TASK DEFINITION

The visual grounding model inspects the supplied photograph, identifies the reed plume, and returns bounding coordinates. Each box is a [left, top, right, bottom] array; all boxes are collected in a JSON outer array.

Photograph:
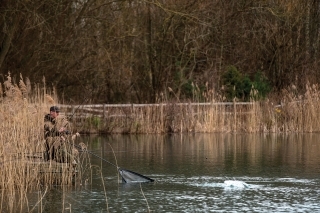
[[19, 73, 28, 98], [45, 94, 55, 104]]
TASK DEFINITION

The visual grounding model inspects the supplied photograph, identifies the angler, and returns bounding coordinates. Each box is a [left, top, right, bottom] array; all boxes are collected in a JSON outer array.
[[44, 105, 76, 163]]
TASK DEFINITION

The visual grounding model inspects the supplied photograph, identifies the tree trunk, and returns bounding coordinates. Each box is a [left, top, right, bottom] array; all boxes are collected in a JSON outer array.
[[0, 17, 17, 69]]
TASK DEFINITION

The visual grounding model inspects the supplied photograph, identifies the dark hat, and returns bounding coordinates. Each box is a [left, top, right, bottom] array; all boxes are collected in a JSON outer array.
[[50, 106, 60, 112]]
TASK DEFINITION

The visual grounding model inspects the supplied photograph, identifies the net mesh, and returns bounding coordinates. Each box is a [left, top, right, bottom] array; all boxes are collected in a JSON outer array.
[[119, 168, 154, 183]]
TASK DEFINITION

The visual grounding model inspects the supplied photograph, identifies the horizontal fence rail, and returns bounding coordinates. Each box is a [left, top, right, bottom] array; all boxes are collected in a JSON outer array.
[[56, 102, 264, 133], [52, 100, 319, 133], [59, 102, 255, 118]]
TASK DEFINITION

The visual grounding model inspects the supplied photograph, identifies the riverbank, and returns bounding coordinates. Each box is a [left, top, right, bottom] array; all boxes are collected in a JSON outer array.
[[62, 97, 320, 134]]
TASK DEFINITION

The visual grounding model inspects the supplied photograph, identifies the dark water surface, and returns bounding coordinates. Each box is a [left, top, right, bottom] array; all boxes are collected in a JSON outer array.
[[29, 134, 320, 212]]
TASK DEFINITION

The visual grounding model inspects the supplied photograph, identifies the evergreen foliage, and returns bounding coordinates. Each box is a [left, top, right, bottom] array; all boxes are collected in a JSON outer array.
[[221, 66, 271, 101]]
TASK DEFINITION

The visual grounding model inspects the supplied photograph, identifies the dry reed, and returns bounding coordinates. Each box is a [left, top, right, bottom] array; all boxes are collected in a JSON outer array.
[[140, 183, 151, 212], [0, 73, 88, 213], [71, 83, 320, 134]]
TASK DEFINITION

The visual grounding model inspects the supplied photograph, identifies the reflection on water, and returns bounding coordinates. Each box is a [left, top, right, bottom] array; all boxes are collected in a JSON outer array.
[[27, 133, 320, 212]]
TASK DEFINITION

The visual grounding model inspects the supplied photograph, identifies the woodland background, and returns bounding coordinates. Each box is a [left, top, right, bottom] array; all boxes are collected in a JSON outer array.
[[1, 0, 320, 104]]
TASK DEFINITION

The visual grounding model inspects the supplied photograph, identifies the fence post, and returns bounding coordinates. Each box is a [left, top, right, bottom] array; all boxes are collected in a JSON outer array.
[[103, 103, 106, 119]]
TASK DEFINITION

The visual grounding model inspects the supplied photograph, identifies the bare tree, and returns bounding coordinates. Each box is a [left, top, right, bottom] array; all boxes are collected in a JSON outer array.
[[1, 0, 320, 103]]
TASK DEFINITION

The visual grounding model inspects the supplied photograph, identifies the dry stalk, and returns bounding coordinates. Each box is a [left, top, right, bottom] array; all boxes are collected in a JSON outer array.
[[140, 183, 151, 212], [108, 143, 120, 183], [28, 186, 48, 213], [100, 168, 109, 213]]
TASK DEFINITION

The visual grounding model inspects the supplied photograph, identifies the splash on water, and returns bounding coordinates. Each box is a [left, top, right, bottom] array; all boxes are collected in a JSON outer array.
[[191, 180, 252, 189], [223, 180, 249, 188]]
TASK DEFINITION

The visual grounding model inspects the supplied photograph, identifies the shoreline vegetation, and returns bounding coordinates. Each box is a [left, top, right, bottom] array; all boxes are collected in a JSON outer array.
[[1, 75, 320, 212], [0, 75, 94, 213], [68, 85, 320, 134]]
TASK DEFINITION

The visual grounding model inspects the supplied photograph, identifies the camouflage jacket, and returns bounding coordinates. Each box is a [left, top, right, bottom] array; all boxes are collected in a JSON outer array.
[[44, 114, 70, 138]]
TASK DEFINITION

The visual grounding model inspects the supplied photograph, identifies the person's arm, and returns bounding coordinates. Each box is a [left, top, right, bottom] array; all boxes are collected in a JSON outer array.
[[56, 116, 71, 135], [44, 114, 61, 137]]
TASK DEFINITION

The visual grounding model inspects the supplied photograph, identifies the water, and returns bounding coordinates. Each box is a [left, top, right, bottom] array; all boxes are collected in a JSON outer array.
[[28, 134, 320, 212]]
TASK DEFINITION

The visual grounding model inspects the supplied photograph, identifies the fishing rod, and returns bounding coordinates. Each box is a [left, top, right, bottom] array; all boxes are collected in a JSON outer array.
[[73, 143, 117, 167]]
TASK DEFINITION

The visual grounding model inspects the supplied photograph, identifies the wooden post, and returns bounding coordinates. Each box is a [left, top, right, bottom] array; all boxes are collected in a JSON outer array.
[[103, 104, 106, 119]]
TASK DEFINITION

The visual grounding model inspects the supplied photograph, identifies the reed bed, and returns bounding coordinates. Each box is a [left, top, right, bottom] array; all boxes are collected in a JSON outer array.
[[68, 84, 320, 134], [0, 74, 90, 213]]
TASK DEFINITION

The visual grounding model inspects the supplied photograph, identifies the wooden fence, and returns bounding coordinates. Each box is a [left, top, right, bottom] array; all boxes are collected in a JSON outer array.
[[50, 99, 320, 134], [57, 102, 259, 132], [59, 102, 256, 119]]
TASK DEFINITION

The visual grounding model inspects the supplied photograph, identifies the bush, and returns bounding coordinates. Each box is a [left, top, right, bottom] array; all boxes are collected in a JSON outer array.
[[221, 66, 271, 101], [252, 71, 271, 100]]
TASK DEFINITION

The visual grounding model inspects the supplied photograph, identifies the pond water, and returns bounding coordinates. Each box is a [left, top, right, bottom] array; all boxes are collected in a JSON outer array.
[[28, 133, 320, 212]]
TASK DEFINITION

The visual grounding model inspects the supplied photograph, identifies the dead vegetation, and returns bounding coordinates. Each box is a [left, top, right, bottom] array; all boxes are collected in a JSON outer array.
[[0, 73, 90, 213]]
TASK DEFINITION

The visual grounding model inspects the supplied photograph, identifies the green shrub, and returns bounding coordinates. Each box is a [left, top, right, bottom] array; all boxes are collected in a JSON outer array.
[[87, 116, 101, 129], [252, 71, 271, 100], [221, 66, 271, 101]]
